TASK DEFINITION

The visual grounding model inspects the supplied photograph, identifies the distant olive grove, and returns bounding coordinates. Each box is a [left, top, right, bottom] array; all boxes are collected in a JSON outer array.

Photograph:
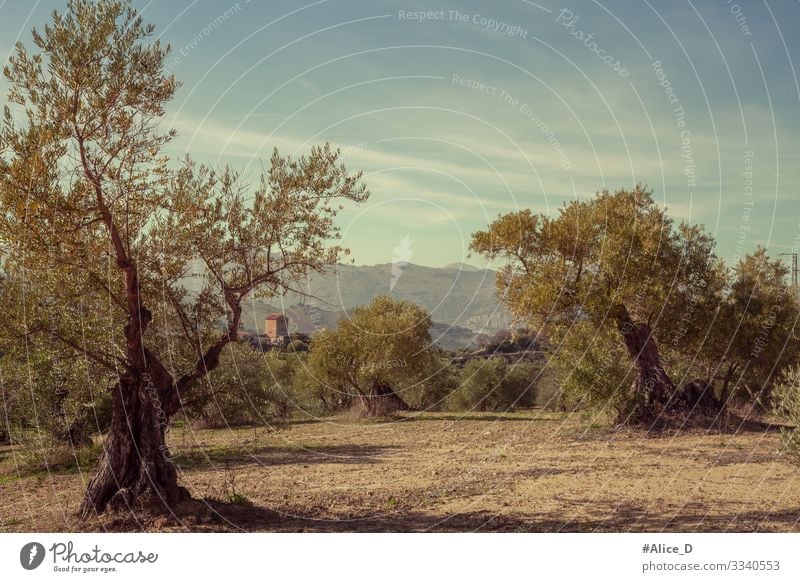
[[5, 276, 800, 460], [0, 294, 542, 438]]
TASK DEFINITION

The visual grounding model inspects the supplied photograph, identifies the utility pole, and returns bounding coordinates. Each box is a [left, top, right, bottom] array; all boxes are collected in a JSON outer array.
[[780, 253, 798, 288]]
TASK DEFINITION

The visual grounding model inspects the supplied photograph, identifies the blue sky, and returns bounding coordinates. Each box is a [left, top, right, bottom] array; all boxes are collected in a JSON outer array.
[[2, 0, 799, 268]]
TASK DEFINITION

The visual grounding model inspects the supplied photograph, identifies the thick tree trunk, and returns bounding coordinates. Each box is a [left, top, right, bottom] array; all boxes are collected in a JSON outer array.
[[356, 381, 410, 416], [78, 351, 186, 519], [613, 304, 680, 423], [76, 130, 237, 519]]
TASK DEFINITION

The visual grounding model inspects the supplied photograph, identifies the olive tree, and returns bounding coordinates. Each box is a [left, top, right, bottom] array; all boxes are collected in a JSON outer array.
[[307, 295, 437, 416], [0, 0, 368, 516], [718, 249, 800, 406], [471, 186, 725, 424]]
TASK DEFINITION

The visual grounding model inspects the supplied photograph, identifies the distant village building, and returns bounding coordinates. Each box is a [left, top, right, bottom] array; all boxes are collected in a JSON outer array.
[[265, 314, 289, 342], [236, 314, 312, 352]]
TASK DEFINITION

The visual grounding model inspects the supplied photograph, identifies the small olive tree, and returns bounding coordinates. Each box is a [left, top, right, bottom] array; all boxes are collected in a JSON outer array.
[[307, 296, 437, 416]]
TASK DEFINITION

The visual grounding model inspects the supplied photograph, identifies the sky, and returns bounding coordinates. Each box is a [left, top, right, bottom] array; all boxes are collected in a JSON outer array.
[[1, 0, 799, 269]]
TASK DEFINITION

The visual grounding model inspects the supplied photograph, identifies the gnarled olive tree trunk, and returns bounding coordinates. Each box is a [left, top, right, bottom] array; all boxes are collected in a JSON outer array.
[[612, 304, 727, 424], [613, 304, 682, 423], [78, 308, 238, 519], [78, 350, 185, 518]]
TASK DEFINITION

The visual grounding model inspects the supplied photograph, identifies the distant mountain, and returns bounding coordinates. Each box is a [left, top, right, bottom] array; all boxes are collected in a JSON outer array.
[[239, 262, 512, 349], [442, 262, 481, 272]]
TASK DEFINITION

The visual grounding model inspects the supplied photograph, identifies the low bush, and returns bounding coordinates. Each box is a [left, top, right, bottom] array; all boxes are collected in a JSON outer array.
[[186, 343, 299, 428], [772, 365, 800, 463], [446, 358, 538, 412], [553, 322, 635, 419]]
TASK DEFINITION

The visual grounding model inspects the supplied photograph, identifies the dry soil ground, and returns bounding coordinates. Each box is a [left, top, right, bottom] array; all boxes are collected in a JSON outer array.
[[1, 411, 799, 532]]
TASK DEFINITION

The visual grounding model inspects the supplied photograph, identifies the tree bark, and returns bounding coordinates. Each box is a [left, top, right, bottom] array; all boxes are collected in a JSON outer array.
[[356, 381, 410, 416], [78, 350, 186, 519], [612, 304, 680, 423]]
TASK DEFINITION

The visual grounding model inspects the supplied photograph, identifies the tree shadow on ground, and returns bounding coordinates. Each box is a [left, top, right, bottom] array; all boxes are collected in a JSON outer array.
[[725, 415, 789, 433], [394, 413, 564, 423], [148, 497, 799, 533], [172, 443, 396, 471], [550, 499, 800, 533], [614, 413, 790, 437]]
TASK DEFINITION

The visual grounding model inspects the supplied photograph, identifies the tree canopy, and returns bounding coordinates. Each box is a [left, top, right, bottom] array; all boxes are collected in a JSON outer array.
[[307, 295, 438, 415]]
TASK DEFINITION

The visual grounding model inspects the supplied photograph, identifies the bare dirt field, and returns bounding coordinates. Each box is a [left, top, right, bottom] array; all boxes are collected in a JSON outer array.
[[1, 411, 799, 532]]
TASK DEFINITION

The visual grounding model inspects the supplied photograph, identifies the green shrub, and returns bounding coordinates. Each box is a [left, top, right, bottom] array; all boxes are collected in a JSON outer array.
[[187, 343, 297, 428], [13, 436, 103, 476], [772, 365, 800, 463], [553, 322, 635, 419], [446, 358, 537, 412]]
